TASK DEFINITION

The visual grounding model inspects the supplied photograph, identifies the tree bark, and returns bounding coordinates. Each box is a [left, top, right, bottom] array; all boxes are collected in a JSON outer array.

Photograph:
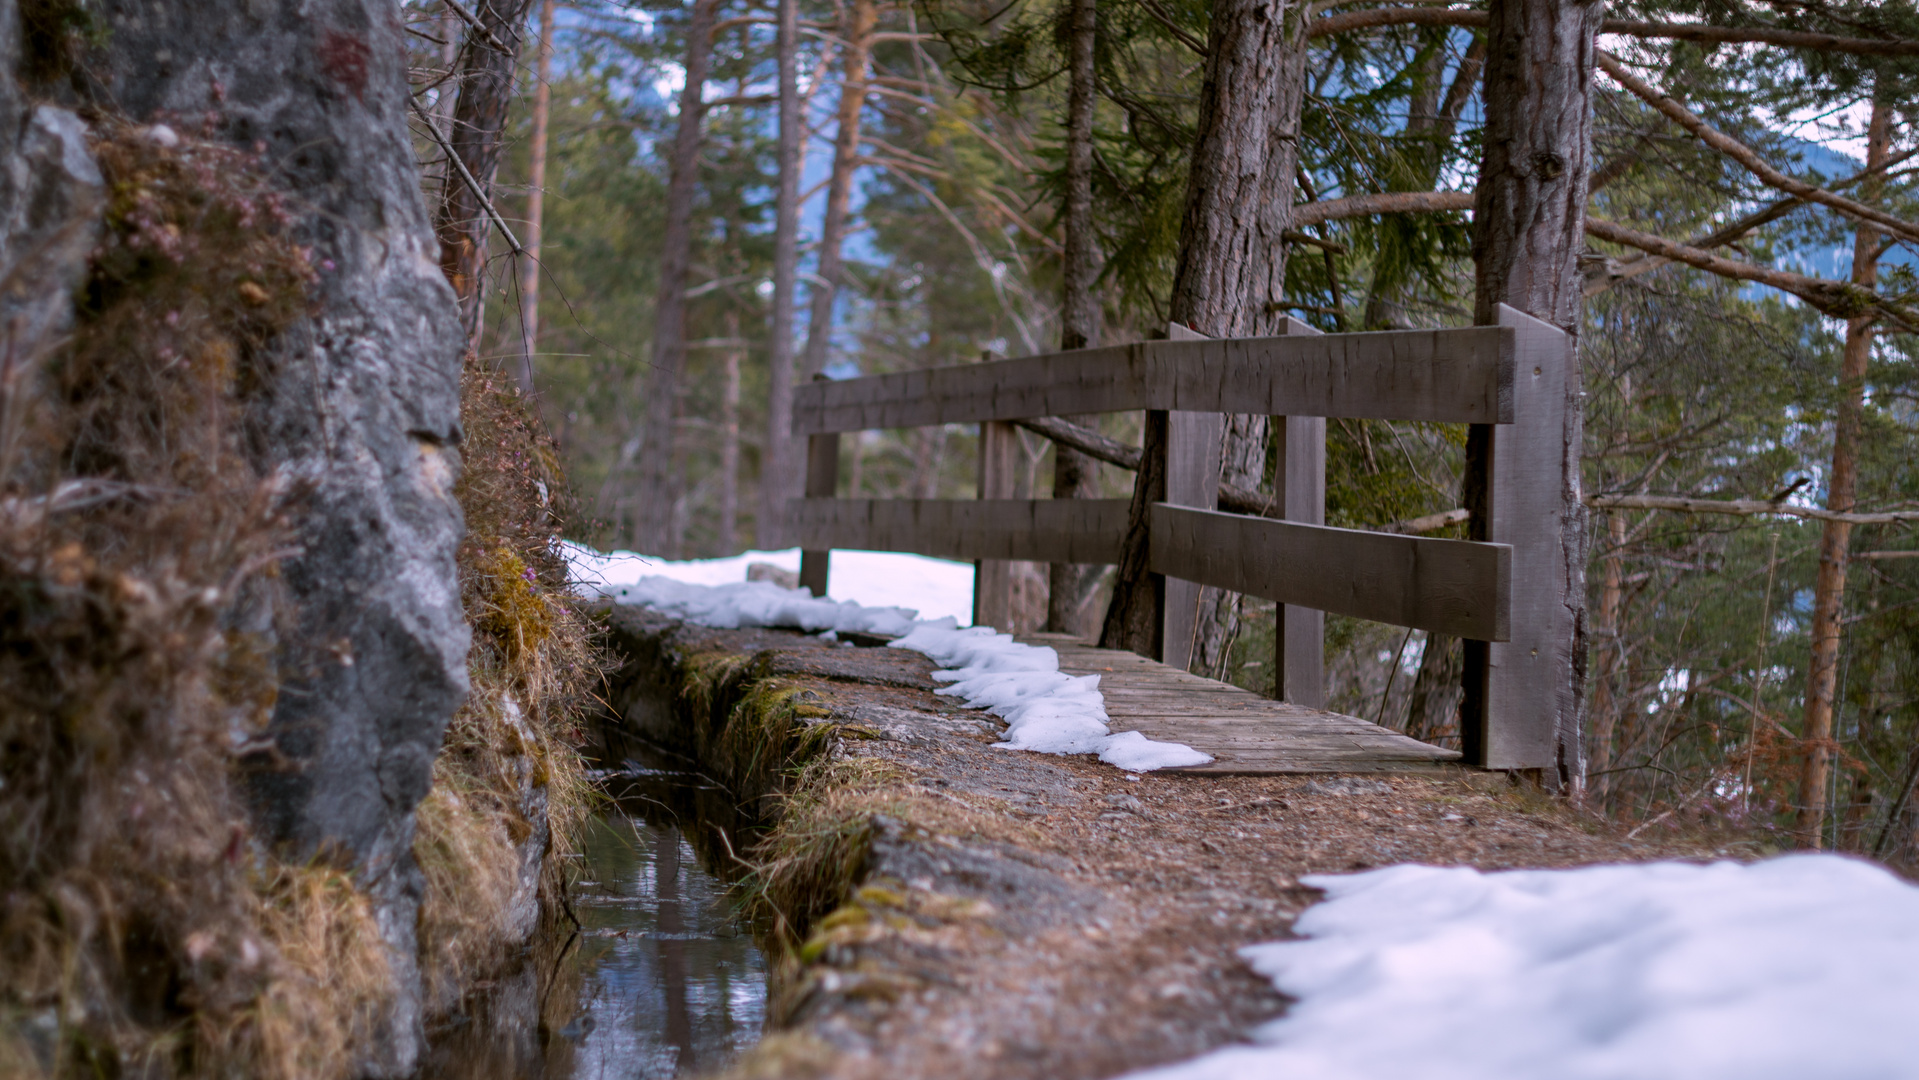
[[1045, 0, 1101, 635], [1102, 0, 1308, 661], [638, 0, 719, 555], [1799, 95, 1892, 848], [761, 0, 802, 548], [1464, 0, 1601, 791], [435, 0, 537, 346], [514, 0, 556, 396], [720, 311, 742, 554]]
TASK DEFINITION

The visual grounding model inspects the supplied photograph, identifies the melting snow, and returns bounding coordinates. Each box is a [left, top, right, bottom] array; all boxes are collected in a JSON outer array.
[[560, 542, 974, 624], [893, 623, 1212, 771], [566, 543, 1210, 772], [1127, 854, 1919, 1080]]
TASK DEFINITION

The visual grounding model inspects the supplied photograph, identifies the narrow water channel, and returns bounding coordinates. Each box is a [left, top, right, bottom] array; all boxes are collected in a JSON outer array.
[[422, 761, 768, 1078]]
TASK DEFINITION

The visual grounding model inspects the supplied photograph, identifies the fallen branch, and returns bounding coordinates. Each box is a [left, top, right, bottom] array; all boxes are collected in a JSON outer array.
[[1596, 52, 1919, 247], [1307, 8, 1919, 58], [1012, 415, 1141, 471], [1013, 416, 1469, 533], [1588, 493, 1919, 526]]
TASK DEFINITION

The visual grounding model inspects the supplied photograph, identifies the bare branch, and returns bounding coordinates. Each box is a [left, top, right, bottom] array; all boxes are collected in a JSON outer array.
[[1584, 216, 1918, 329], [1292, 189, 1474, 227], [1596, 52, 1919, 246], [441, 0, 510, 53], [1588, 493, 1919, 525], [1308, 7, 1919, 57]]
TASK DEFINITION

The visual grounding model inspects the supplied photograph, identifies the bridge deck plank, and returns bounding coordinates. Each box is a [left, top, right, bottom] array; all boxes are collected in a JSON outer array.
[[1026, 634, 1461, 775]]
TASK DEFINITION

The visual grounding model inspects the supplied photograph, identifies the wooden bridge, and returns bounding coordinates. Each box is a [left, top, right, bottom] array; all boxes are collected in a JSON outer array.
[[786, 306, 1577, 774]]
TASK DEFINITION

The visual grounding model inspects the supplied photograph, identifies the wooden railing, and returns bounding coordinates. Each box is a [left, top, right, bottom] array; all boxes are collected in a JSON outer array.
[[788, 305, 1573, 770]]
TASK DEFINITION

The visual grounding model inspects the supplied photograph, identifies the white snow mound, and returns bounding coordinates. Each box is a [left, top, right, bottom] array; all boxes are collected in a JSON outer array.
[[573, 550, 1211, 773], [561, 541, 974, 624], [596, 575, 924, 638], [1126, 854, 1919, 1080]]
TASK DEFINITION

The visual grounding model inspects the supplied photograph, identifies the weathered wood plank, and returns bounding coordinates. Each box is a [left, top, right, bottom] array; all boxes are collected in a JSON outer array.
[[973, 421, 1019, 629], [1272, 316, 1328, 710], [1148, 504, 1512, 640], [798, 433, 840, 597], [792, 327, 1516, 434], [1461, 305, 1576, 769], [1035, 636, 1463, 774], [1161, 402, 1222, 671], [793, 498, 1131, 564]]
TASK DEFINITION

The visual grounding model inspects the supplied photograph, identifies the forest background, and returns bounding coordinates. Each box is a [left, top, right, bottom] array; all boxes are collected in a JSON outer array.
[[405, 0, 1919, 856]]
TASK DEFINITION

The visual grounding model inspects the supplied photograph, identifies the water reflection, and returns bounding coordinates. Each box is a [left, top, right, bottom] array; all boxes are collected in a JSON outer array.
[[567, 812, 766, 1077], [421, 797, 767, 1079]]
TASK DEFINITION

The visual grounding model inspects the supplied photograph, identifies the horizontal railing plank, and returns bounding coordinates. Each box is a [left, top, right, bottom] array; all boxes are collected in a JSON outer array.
[[792, 498, 1131, 564], [792, 327, 1513, 435], [1149, 504, 1511, 640]]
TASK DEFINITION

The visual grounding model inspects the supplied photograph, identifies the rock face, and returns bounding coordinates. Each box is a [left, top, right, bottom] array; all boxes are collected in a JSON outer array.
[[72, 2, 470, 1071], [0, 5, 101, 358]]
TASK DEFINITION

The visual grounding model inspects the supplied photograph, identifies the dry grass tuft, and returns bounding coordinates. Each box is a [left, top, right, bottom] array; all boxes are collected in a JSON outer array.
[[410, 367, 607, 1017]]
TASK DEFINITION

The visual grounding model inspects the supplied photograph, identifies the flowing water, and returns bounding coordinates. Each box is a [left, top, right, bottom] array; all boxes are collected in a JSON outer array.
[[422, 762, 768, 1078]]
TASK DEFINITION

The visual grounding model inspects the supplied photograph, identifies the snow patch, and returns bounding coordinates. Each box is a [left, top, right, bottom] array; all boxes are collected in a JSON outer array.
[[593, 575, 924, 638], [1126, 854, 1919, 1080], [889, 623, 1211, 770], [561, 542, 974, 624], [569, 544, 1209, 772]]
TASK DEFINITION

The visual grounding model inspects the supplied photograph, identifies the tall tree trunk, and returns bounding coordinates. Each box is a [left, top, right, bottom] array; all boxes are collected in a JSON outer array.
[[1046, 0, 1101, 635], [1464, 0, 1602, 791], [720, 310, 743, 554], [797, 0, 876, 384], [1102, 0, 1308, 658], [761, 0, 802, 548], [514, 0, 557, 396], [1799, 94, 1892, 847], [638, 0, 719, 555], [435, 0, 537, 345]]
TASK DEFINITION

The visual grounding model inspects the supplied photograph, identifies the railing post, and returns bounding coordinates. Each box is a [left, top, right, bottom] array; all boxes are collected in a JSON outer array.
[[972, 420, 1018, 628], [1272, 316, 1326, 708], [1461, 305, 1573, 768], [797, 432, 841, 598], [1161, 323, 1223, 669]]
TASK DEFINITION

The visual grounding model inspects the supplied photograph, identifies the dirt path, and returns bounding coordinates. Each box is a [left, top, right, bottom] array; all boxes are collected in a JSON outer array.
[[595, 612, 1720, 1080]]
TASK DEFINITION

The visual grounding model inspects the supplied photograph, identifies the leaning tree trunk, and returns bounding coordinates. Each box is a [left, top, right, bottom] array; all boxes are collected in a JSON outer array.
[[639, 0, 720, 555], [1100, 0, 1307, 660], [1045, 0, 1102, 635], [435, 0, 537, 345], [785, 0, 873, 535], [80, 2, 470, 1070], [760, 0, 802, 548], [797, 0, 876, 380], [1799, 94, 1892, 847], [1464, 0, 1603, 792]]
